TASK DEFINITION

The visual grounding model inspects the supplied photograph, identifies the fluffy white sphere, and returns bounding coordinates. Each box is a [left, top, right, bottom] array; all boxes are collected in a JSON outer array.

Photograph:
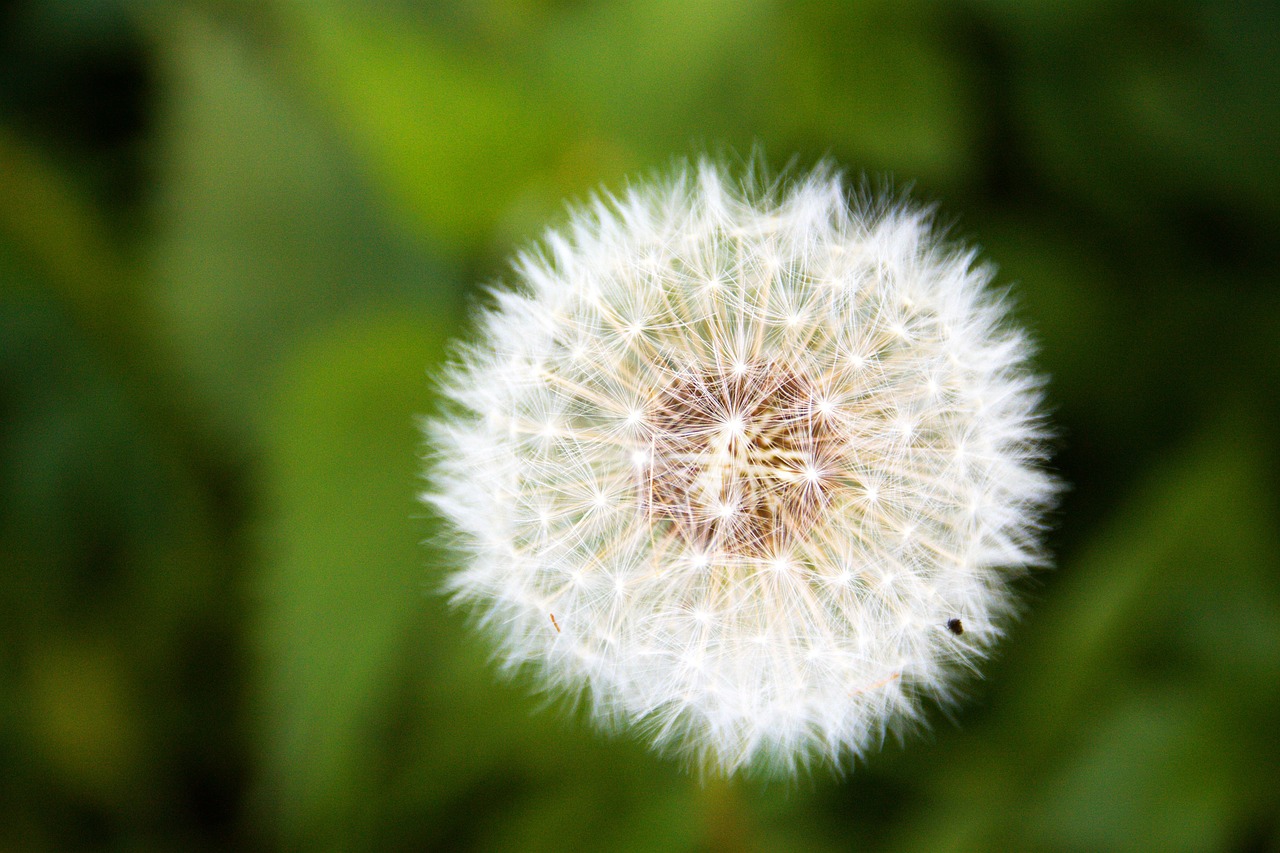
[[425, 160, 1054, 776]]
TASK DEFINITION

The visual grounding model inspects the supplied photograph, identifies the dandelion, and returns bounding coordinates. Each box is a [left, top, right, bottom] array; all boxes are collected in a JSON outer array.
[[424, 159, 1054, 777]]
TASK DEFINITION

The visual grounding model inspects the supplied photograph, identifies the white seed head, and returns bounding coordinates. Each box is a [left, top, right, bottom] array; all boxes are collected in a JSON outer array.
[[424, 159, 1054, 777]]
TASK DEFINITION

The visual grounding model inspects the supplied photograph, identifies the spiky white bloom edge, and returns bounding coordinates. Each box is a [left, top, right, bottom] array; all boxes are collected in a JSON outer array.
[[424, 159, 1055, 777]]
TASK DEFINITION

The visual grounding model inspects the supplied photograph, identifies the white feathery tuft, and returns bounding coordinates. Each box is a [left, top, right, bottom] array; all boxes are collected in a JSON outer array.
[[424, 158, 1055, 777]]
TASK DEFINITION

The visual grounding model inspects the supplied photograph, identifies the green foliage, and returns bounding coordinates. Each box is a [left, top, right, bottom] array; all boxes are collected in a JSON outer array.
[[254, 313, 452, 842], [1, 0, 1277, 849]]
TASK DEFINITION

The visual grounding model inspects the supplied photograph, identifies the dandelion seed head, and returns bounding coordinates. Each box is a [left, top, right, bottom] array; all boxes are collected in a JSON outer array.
[[425, 158, 1054, 777]]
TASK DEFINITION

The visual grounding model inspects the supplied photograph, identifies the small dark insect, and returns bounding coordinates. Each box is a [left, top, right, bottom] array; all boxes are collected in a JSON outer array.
[[550, 613, 561, 633], [946, 618, 964, 635]]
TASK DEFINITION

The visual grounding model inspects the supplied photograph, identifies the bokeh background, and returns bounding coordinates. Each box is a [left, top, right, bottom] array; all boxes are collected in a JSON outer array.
[[2, 0, 1278, 850]]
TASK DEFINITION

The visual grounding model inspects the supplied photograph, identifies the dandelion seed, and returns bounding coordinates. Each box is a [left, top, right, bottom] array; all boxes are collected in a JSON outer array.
[[424, 158, 1054, 777]]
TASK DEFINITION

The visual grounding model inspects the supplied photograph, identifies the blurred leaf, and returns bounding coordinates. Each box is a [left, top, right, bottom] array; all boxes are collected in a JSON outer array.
[[978, 214, 1122, 414], [147, 10, 449, 446], [365, 595, 712, 850], [1027, 686, 1248, 853], [282, 1, 572, 250], [525, 0, 978, 185], [24, 635, 143, 801], [254, 309, 453, 844], [0, 128, 130, 318], [281, 0, 982, 255], [1003, 2, 1280, 224], [527, 0, 771, 149], [760, 0, 980, 187], [0, 241, 238, 846], [892, 415, 1280, 852]]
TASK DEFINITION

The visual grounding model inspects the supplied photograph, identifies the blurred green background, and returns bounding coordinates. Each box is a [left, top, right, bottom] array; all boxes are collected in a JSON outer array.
[[2, 0, 1278, 850]]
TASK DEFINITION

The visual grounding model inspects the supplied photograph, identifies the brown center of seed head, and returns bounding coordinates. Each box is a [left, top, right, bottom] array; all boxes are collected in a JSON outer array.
[[643, 362, 842, 558]]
